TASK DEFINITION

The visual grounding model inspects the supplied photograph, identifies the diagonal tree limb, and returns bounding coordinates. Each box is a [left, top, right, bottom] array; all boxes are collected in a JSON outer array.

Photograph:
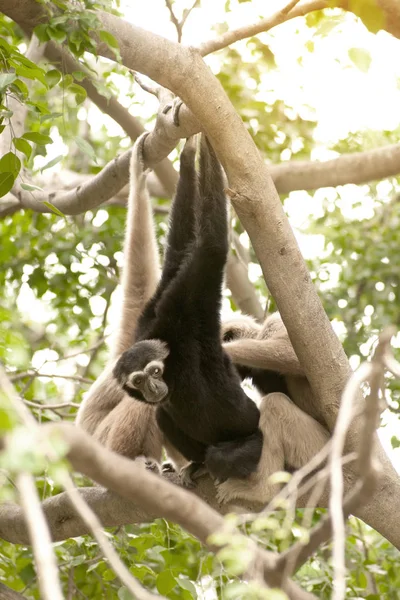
[[0, 422, 317, 600]]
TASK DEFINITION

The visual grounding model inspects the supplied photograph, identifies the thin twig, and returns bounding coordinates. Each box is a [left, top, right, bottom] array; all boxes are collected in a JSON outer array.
[[198, 0, 302, 56], [60, 475, 163, 600], [0, 368, 165, 600], [0, 368, 63, 600], [24, 400, 80, 410], [16, 473, 64, 600], [165, 0, 200, 42], [277, 327, 397, 583], [329, 362, 371, 600], [10, 372, 93, 384]]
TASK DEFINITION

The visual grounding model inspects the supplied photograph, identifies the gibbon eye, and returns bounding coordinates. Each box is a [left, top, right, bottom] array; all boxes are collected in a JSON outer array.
[[132, 375, 143, 387], [152, 367, 161, 377]]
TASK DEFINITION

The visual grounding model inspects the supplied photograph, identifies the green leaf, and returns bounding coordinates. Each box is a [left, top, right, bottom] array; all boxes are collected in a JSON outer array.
[[47, 26, 67, 44], [391, 435, 400, 449], [40, 155, 63, 171], [156, 571, 177, 595], [42, 201, 66, 218], [177, 578, 197, 597], [13, 137, 32, 159], [75, 137, 97, 163], [45, 69, 61, 88], [20, 183, 44, 192], [14, 65, 47, 86], [0, 172, 15, 197], [11, 78, 29, 98], [0, 73, 16, 92], [0, 152, 21, 176], [22, 132, 53, 145], [33, 24, 50, 42], [72, 71, 86, 82], [99, 30, 121, 60], [68, 83, 87, 105], [348, 47, 372, 73]]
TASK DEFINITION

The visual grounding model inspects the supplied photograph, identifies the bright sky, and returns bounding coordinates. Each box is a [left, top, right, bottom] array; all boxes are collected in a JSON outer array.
[[25, 1, 400, 469]]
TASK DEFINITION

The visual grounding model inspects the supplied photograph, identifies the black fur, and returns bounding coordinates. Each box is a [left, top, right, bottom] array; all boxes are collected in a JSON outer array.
[[236, 364, 290, 397], [115, 136, 263, 481]]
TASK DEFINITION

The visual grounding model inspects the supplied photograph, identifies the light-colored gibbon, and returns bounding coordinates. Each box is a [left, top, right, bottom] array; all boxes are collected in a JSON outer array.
[[216, 313, 330, 505], [75, 133, 183, 467]]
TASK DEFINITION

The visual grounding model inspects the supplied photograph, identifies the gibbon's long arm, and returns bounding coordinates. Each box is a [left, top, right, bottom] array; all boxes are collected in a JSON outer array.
[[110, 134, 161, 360], [75, 134, 163, 461], [223, 338, 304, 376]]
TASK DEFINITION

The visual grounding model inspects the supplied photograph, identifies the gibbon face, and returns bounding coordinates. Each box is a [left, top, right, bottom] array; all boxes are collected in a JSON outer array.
[[113, 339, 170, 404]]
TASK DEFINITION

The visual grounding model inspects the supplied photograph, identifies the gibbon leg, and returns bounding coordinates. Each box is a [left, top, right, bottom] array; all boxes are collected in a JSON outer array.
[[156, 407, 206, 464], [206, 429, 264, 483], [216, 393, 329, 506]]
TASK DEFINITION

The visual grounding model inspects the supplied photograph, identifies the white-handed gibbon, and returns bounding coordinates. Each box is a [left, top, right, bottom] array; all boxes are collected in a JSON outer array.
[[76, 133, 181, 465], [112, 135, 263, 485], [217, 313, 330, 505], [222, 312, 327, 427]]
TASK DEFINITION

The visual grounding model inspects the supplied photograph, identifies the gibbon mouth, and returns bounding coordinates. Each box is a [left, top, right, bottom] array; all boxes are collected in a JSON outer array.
[[145, 385, 169, 404]]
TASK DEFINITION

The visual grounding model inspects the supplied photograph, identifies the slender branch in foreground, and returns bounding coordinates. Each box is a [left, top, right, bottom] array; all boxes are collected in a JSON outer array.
[[60, 475, 163, 600], [0, 369, 158, 600], [15, 474, 63, 600], [0, 368, 63, 600], [277, 327, 397, 583], [0, 582, 28, 600]]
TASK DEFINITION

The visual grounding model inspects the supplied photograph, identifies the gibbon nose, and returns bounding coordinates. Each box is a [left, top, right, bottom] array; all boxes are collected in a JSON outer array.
[[148, 380, 157, 393]]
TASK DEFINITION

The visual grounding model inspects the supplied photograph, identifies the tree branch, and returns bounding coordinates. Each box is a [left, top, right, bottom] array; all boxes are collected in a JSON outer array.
[[277, 328, 395, 583], [0, 422, 317, 600], [198, 0, 302, 56]]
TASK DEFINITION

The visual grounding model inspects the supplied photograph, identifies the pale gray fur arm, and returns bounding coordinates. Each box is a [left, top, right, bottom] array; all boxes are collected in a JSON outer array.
[[75, 365, 123, 433], [76, 133, 161, 431], [223, 338, 305, 376], [111, 132, 161, 359], [220, 314, 262, 340]]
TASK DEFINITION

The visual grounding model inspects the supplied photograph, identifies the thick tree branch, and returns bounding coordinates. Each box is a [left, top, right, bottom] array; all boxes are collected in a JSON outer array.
[[0, 423, 316, 600]]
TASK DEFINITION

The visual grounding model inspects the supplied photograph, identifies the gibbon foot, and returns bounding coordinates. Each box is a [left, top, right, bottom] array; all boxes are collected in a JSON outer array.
[[179, 462, 208, 488], [145, 459, 161, 475], [161, 461, 177, 474], [132, 132, 151, 181], [134, 455, 161, 475], [180, 135, 197, 165], [162, 97, 184, 127]]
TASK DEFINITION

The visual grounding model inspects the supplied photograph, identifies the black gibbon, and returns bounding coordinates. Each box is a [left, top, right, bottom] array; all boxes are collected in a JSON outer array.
[[76, 133, 183, 467], [112, 135, 264, 485], [217, 313, 330, 505]]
